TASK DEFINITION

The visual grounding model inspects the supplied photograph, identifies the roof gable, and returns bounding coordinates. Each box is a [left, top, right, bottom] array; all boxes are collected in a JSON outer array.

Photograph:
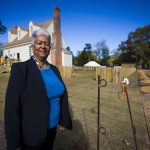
[[3, 20, 52, 48], [2, 33, 31, 48]]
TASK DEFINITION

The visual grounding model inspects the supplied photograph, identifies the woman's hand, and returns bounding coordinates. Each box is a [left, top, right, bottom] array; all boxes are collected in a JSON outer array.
[[58, 125, 65, 133]]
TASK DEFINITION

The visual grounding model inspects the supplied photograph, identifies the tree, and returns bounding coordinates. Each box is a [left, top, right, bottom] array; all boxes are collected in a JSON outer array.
[[66, 46, 71, 51], [74, 43, 98, 66], [95, 39, 109, 59], [0, 43, 2, 56], [0, 20, 7, 57], [117, 41, 127, 55], [66, 46, 73, 54], [83, 43, 92, 61], [75, 50, 89, 66], [0, 20, 7, 34], [84, 43, 92, 51], [117, 24, 150, 67], [101, 56, 114, 66]]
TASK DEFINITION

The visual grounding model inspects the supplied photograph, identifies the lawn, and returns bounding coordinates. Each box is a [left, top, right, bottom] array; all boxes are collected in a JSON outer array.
[[144, 70, 150, 78], [0, 71, 150, 150]]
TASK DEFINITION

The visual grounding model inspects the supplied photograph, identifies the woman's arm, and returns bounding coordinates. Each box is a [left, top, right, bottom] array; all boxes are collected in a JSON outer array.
[[4, 64, 22, 150]]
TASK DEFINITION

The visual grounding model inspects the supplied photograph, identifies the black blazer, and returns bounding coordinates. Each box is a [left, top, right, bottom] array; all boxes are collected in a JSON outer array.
[[4, 57, 72, 150]]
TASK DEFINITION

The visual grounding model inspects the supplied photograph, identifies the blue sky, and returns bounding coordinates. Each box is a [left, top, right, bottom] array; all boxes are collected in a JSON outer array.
[[0, 0, 150, 55]]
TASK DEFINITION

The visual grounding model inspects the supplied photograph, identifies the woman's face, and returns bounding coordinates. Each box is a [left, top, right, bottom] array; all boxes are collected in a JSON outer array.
[[32, 34, 51, 61]]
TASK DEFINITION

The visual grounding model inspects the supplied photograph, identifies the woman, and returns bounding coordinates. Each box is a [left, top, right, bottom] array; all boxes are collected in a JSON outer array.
[[5, 28, 72, 150]]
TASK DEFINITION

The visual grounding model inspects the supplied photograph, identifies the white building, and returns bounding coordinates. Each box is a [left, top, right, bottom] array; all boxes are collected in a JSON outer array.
[[84, 61, 101, 67], [2, 7, 72, 66]]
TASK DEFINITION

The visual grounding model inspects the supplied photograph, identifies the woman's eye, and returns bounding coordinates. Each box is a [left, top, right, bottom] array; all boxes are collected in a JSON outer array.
[[36, 42, 42, 45], [36, 42, 50, 46]]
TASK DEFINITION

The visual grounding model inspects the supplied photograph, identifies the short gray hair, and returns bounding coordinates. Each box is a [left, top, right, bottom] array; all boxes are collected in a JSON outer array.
[[31, 28, 51, 44]]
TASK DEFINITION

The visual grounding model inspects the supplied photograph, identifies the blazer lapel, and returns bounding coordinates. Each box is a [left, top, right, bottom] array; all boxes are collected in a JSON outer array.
[[28, 57, 48, 99]]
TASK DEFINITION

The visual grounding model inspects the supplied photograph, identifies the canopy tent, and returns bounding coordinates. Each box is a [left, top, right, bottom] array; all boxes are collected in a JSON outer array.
[[84, 61, 101, 67]]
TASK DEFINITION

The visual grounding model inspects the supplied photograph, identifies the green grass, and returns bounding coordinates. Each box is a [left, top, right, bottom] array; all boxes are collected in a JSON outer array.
[[0, 73, 9, 120], [0, 72, 150, 150], [144, 70, 150, 78], [73, 70, 95, 79]]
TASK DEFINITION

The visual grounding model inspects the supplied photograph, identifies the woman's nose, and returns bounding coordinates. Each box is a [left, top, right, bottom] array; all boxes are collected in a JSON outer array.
[[41, 43, 46, 48]]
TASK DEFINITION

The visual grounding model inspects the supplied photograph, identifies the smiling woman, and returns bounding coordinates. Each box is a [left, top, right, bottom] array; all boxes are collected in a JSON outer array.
[[4, 28, 72, 150], [31, 29, 51, 65]]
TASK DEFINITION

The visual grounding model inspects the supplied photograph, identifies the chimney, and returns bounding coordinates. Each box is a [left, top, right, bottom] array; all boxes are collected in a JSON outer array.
[[51, 7, 62, 66]]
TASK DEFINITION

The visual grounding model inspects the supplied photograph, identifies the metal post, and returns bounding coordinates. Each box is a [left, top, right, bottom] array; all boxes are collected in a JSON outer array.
[[125, 87, 138, 150], [97, 75, 100, 150]]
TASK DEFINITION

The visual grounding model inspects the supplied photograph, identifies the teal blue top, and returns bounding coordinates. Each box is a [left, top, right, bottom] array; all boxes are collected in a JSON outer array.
[[40, 68, 65, 128]]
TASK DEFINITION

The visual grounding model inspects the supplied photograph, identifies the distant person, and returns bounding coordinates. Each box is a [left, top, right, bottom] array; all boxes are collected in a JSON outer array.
[[4, 28, 72, 150], [122, 77, 129, 89], [139, 65, 142, 70], [5, 55, 8, 60], [118, 77, 129, 99]]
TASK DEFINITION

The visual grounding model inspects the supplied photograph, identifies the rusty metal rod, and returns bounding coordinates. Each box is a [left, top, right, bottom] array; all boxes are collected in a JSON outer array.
[[97, 75, 100, 150], [125, 87, 138, 150], [138, 72, 150, 143]]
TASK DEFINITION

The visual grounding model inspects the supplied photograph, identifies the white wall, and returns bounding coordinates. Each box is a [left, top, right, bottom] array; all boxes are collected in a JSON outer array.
[[47, 21, 54, 43], [47, 54, 51, 63], [17, 27, 28, 40], [47, 21, 67, 48], [61, 35, 67, 49], [8, 31, 17, 43], [3, 44, 31, 62], [29, 21, 40, 37], [33, 24, 40, 30], [62, 52, 72, 66], [3, 44, 72, 66]]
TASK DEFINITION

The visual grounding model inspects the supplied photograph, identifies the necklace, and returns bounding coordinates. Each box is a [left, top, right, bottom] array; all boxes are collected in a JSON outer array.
[[33, 56, 50, 70]]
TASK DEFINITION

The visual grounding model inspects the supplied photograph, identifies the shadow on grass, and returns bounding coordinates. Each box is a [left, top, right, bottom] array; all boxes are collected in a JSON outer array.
[[0, 105, 90, 150], [54, 104, 90, 150]]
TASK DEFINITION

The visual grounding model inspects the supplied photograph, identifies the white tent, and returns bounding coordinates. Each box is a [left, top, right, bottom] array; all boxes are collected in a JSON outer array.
[[84, 61, 101, 67]]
